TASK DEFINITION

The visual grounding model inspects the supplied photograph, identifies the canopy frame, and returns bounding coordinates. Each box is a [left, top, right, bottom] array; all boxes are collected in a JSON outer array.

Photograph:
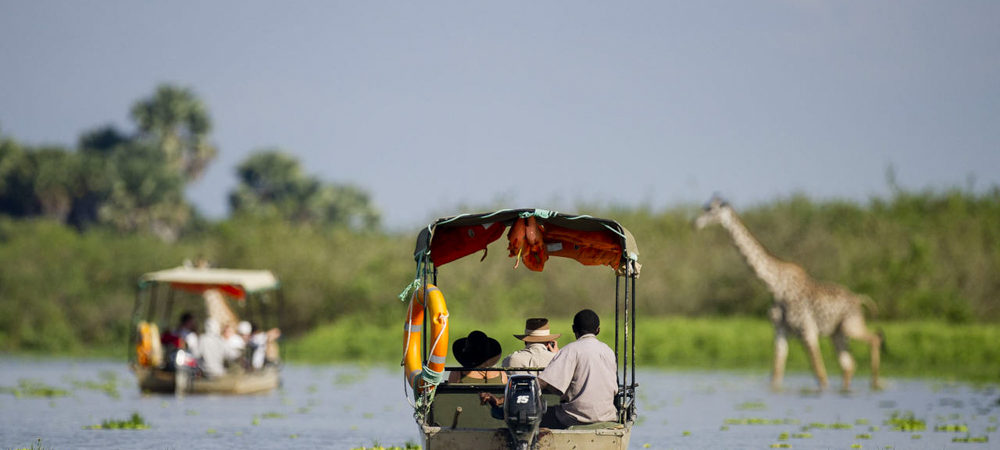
[[406, 208, 640, 424]]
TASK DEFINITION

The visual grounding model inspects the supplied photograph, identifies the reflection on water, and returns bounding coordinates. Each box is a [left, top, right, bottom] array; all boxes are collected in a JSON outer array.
[[1, 358, 997, 449]]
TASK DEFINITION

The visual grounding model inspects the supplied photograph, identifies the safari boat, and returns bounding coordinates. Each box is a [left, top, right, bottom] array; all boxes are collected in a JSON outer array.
[[400, 209, 640, 449], [129, 266, 284, 395]]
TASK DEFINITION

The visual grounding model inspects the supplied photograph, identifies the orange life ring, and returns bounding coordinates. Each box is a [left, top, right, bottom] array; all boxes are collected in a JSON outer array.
[[136, 321, 163, 367], [403, 284, 449, 392]]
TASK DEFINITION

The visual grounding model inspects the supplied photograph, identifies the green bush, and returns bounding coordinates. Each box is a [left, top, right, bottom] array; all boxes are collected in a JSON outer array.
[[2, 188, 999, 357]]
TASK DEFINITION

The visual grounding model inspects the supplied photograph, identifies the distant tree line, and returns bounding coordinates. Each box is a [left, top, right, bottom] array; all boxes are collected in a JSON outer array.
[[0, 84, 379, 241], [2, 83, 999, 357]]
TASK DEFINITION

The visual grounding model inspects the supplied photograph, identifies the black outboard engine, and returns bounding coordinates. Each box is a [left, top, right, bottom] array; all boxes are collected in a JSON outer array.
[[503, 374, 546, 450]]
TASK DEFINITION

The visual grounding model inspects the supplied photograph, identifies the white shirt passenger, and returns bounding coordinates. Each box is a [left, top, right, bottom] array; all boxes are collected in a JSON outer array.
[[538, 334, 618, 426]]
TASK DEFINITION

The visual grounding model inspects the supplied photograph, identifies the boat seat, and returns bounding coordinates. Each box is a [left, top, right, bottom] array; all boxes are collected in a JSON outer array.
[[428, 383, 561, 429]]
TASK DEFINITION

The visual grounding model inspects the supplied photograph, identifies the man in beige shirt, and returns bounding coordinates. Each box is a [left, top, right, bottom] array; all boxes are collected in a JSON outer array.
[[483, 309, 618, 429], [502, 318, 561, 375]]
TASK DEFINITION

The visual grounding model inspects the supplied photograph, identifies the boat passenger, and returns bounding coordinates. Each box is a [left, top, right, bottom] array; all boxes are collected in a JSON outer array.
[[447, 330, 508, 384], [482, 309, 617, 429], [198, 318, 228, 378], [502, 318, 560, 375], [222, 322, 246, 364], [248, 323, 281, 369], [161, 311, 200, 364]]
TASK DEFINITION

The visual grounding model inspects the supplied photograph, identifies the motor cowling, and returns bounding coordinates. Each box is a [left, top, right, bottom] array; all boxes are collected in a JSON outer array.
[[504, 375, 546, 449]]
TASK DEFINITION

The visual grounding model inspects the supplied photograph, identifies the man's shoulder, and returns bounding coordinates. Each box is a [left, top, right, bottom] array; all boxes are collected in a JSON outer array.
[[504, 348, 531, 366], [566, 335, 612, 354]]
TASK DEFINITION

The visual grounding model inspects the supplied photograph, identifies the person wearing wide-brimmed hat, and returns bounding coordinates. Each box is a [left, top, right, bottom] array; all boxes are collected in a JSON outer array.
[[502, 318, 561, 375], [447, 330, 508, 384], [481, 309, 617, 429]]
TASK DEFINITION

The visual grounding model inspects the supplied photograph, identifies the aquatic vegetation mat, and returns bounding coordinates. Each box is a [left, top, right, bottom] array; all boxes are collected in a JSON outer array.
[[0, 379, 69, 398], [84, 412, 150, 430]]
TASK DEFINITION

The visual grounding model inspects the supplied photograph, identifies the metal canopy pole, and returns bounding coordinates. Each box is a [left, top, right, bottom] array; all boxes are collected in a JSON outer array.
[[128, 284, 144, 362], [630, 274, 637, 391], [614, 275, 621, 387], [623, 270, 630, 398]]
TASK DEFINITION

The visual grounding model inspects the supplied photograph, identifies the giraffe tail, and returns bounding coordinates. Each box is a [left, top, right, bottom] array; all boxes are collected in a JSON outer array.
[[860, 295, 879, 318]]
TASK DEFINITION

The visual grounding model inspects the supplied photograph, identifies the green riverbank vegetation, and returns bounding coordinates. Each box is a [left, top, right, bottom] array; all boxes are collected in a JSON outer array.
[[285, 315, 1000, 383], [2, 84, 999, 382]]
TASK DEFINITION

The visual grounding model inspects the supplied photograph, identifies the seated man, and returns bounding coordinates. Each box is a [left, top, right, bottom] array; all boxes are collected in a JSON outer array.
[[502, 318, 560, 375], [447, 330, 508, 384], [482, 309, 617, 429], [198, 318, 227, 378]]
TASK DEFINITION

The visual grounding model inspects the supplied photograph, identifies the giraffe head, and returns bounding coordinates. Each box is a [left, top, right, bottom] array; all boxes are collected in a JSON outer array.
[[694, 195, 733, 230]]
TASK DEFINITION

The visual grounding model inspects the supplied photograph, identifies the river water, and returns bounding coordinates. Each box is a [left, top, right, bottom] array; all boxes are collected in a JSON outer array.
[[1, 358, 996, 449]]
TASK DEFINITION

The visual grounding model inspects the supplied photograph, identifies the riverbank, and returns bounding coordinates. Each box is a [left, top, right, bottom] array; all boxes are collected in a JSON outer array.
[[9, 316, 995, 383], [284, 316, 1000, 383]]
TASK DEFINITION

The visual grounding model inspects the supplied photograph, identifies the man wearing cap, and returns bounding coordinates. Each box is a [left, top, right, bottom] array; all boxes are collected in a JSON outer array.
[[502, 318, 561, 375]]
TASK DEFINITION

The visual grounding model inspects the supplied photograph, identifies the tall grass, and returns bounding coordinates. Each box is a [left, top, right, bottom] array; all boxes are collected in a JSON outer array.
[[2, 188, 999, 356], [286, 315, 1000, 382]]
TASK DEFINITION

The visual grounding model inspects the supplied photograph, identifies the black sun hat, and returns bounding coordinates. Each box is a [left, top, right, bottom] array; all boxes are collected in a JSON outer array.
[[452, 330, 502, 368]]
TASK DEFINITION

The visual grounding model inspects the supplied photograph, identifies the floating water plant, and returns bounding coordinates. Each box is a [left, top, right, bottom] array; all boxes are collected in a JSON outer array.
[[854, 418, 869, 425], [856, 433, 871, 439], [791, 433, 812, 439], [936, 424, 969, 432], [1, 379, 70, 398], [725, 417, 796, 426], [769, 444, 790, 448], [777, 432, 789, 440], [11, 438, 45, 450], [68, 376, 120, 399], [84, 412, 150, 430], [262, 411, 286, 419], [887, 411, 926, 431], [737, 401, 767, 410], [952, 435, 988, 443], [830, 422, 853, 429], [850, 444, 862, 449]]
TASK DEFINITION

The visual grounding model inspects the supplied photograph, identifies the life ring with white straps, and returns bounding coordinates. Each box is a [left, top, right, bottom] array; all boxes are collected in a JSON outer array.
[[403, 284, 449, 393]]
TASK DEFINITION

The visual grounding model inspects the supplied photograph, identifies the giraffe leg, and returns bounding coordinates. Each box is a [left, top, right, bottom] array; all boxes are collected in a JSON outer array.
[[771, 327, 789, 391], [842, 314, 882, 390], [802, 329, 829, 390], [833, 330, 855, 392]]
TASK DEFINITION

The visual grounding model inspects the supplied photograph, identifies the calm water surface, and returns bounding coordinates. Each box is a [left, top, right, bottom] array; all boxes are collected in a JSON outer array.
[[1, 358, 996, 449]]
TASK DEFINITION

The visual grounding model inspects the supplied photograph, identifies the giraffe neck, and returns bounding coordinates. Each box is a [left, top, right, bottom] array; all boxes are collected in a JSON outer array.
[[719, 210, 784, 289]]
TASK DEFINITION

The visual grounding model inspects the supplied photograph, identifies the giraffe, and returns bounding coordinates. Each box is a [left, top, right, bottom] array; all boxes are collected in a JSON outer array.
[[695, 196, 883, 391], [203, 288, 240, 330]]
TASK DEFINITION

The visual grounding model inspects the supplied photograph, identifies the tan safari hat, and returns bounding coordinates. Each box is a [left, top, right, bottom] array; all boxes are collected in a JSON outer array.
[[513, 318, 561, 343]]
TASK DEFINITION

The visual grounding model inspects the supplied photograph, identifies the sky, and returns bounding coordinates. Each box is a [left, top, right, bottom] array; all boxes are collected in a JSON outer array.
[[2, 1, 998, 230]]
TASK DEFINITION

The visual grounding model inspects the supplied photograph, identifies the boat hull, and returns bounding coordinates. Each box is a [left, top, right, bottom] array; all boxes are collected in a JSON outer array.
[[133, 365, 280, 395], [420, 423, 632, 449]]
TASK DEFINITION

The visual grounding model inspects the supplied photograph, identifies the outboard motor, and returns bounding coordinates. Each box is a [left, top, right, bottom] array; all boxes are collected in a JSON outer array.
[[503, 375, 546, 450]]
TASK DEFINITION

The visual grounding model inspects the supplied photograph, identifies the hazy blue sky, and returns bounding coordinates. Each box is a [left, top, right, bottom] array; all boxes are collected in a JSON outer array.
[[2, 1, 998, 229]]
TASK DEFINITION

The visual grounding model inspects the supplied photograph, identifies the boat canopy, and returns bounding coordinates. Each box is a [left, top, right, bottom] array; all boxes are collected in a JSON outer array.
[[413, 208, 640, 275], [139, 267, 280, 299]]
